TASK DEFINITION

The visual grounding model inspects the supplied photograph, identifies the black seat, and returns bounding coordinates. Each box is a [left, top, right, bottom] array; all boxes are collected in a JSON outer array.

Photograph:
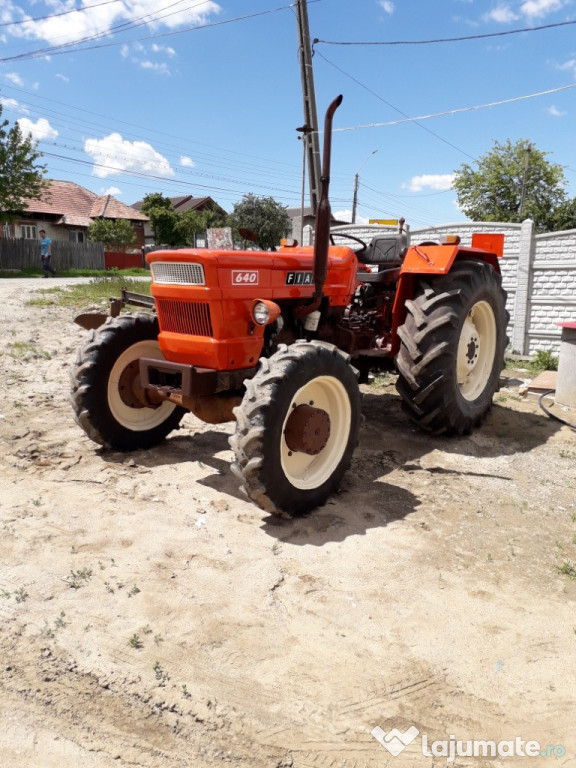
[[356, 234, 408, 266]]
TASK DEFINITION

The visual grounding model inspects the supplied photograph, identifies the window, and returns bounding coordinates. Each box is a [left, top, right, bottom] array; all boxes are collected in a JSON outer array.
[[20, 225, 37, 240], [68, 230, 85, 243]]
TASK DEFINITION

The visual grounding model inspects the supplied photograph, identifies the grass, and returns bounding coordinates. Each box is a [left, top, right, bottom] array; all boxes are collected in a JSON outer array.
[[26, 274, 152, 310], [506, 348, 559, 377], [0, 267, 149, 279], [557, 560, 576, 580]]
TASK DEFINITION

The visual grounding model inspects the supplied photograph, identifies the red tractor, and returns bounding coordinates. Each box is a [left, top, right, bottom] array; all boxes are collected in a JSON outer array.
[[71, 96, 508, 515]]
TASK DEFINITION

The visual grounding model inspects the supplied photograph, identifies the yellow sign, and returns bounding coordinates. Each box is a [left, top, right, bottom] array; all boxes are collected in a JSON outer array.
[[369, 219, 398, 226]]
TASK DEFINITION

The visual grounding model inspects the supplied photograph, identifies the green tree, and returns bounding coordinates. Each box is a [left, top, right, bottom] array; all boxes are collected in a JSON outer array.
[[228, 194, 291, 250], [0, 105, 47, 221], [139, 193, 178, 244], [453, 139, 566, 231], [174, 209, 209, 245], [549, 197, 576, 231], [87, 218, 135, 247]]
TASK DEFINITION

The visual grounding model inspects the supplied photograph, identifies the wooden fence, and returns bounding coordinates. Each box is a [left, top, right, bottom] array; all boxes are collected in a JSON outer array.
[[0, 239, 105, 271]]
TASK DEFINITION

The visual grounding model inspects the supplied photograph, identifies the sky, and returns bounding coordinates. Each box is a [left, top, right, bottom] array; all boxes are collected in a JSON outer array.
[[1, 0, 575, 230]]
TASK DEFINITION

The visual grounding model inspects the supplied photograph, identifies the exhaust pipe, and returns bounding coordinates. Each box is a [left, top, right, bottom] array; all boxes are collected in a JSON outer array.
[[313, 94, 343, 298]]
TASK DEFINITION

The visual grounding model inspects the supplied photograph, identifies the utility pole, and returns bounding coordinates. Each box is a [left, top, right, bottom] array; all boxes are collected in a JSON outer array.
[[295, 0, 321, 215], [352, 150, 378, 224], [519, 142, 532, 217]]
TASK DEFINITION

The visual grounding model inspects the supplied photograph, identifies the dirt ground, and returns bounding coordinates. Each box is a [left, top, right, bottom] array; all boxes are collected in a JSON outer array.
[[1, 277, 575, 768]]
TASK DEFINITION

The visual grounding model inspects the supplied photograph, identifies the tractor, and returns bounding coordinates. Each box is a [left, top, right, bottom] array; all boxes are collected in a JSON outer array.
[[71, 95, 509, 515]]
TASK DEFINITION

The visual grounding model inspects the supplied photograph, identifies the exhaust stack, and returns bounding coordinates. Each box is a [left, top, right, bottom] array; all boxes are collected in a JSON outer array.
[[313, 94, 343, 298]]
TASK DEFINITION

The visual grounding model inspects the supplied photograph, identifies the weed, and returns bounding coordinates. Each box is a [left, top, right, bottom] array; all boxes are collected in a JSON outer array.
[[153, 661, 169, 684], [1, 589, 11, 599], [31, 498, 42, 507], [182, 684, 191, 698], [68, 568, 93, 589], [154, 634, 164, 646], [14, 587, 29, 603], [128, 634, 143, 649], [128, 585, 141, 597], [487, 553, 493, 562], [556, 560, 576, 580], [40, 621, 55, 638], [532, 349, 558, 371], [55, 611, 67, 629]]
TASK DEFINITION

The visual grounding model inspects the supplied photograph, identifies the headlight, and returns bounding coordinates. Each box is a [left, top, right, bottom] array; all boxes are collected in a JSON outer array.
[[251, 299, 281, 326], [253, 301, 270, 325]]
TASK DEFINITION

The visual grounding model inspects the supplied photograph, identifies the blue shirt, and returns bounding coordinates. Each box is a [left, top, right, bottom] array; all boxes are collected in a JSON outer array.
[[40, 236, 52, 256]]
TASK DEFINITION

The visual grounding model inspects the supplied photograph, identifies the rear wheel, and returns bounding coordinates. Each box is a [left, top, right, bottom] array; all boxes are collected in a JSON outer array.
[[230, 341, 361, 515], [395, 260, 509, 434], [71, 313, 186, 450]]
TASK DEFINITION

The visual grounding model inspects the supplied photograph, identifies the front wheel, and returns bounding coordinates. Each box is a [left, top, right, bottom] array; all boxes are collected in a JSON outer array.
[[71, 313, 186, 450], [230, 341, 361, 515], [395, 260, 509, 435]]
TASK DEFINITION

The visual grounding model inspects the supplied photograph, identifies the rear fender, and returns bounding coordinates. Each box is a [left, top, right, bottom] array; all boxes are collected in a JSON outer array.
[[391, 246, 501, 356]]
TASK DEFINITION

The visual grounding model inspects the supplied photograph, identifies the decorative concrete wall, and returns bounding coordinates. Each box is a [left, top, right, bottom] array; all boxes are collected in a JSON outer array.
[[330, 220, 576, 356]]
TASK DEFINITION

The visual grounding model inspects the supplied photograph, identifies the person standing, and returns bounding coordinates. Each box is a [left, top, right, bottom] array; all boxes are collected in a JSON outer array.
[[39, 229, 56, 277]]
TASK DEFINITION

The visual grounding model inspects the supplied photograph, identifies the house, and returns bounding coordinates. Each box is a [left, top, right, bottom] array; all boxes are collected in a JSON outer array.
[[131, 195, 228, 247], [1, 180, 149, 248]]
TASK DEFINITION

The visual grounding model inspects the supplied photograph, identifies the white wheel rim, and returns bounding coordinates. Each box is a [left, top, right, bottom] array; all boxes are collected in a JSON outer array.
[[108, 340, 177, 431], [280, 375, 351, 490], [456, 300, 497, 401]]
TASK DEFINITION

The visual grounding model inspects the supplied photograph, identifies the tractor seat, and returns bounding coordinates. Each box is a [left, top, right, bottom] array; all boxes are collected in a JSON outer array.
[[356, 234, 408, 266]]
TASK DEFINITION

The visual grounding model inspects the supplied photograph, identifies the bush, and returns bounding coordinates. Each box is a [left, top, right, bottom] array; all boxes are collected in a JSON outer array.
[[532, 349, 559, 371]]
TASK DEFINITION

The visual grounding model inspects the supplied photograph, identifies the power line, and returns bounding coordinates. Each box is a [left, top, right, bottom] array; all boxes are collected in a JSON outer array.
[[0, 2, 306, 63], [0, 0, 122, 28], [315, 50, 476, 160], [334, 84, 576, 132], [313, 19, 576, 47]]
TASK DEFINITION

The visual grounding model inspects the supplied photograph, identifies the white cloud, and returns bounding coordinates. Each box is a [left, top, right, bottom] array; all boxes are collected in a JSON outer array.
[[378, 1, 395, 14], [483, 6, 519, 23], [558, 58, 576, 78], [84, 133, 174, 179], [547, 105, 566, 116], [55, 73, 70, 83], [5, 72, 24, 86], [5, 1, 221, 46], [520, 0, 565, 18], [180, 156, 195, 168], [403, 174, 454, 193], [101, 186, 122, 196], [17, 117, 58, 141], [140, 60, 170, 75], [0, 96, 27, 113], [151, 43, 176, 57]]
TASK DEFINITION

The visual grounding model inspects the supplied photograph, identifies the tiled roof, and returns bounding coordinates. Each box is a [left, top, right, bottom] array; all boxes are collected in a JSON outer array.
[[20, 181, 148, 223], [131, 195, 225, 215]]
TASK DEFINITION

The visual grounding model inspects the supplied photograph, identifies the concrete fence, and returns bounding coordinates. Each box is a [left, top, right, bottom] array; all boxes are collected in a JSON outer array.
[[326, 220, 576, 356]]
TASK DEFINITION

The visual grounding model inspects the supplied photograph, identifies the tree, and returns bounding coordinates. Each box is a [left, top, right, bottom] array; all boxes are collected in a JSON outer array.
[[549, 197, 576, 231], [139, 193, 178, 244], [0, 105, 47, 221], [87, 218, 135, 247], [453, 139, 566, 231], [228, 194, 291, 250]]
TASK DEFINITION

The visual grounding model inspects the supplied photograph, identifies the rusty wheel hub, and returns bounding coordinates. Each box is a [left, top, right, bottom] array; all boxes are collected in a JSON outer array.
[[284, 403, 331, 456]]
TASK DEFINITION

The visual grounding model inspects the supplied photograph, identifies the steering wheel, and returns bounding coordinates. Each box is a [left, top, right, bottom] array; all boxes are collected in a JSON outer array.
[[330, 232, 368, 255]]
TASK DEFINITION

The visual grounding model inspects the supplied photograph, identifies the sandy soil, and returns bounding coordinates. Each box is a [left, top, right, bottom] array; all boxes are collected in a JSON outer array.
[[1, 277, 575, 768]]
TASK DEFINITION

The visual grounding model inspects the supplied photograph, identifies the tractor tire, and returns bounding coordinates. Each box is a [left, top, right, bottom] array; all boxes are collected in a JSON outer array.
[[395, 259, 509, 435], [230, 340, 361, 516], [71, 313, 186, 451]]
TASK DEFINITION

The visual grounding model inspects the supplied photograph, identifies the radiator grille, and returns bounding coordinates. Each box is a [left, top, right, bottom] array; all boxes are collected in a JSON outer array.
[[157, 300, 213, 337], [150, 262, 205, 285]]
